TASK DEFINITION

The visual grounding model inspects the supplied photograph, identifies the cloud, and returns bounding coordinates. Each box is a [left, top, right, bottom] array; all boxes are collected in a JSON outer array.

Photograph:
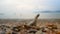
[[0, 13, 4, 15]]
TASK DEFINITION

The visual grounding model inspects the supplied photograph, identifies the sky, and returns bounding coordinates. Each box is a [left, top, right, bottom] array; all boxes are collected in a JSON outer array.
[[0, 0, 60, 19]]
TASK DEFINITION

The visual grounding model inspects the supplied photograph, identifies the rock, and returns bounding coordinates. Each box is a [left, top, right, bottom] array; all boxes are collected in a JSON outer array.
[[27, 29, 37, 34]]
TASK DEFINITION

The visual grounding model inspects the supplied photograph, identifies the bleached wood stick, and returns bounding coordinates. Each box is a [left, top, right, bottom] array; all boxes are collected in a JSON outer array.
[[27, 14, 40, 26]]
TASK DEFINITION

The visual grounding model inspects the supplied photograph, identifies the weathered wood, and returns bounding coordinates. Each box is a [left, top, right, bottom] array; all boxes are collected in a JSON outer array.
[[27, 14, 40, 26]]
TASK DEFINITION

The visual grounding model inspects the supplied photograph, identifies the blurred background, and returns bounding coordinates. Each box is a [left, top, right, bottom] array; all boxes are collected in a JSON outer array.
[[0, 0, 60, 19]]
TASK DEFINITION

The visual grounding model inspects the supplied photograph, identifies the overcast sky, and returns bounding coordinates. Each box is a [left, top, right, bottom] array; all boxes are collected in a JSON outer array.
[[0, 0, 60, 19]]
